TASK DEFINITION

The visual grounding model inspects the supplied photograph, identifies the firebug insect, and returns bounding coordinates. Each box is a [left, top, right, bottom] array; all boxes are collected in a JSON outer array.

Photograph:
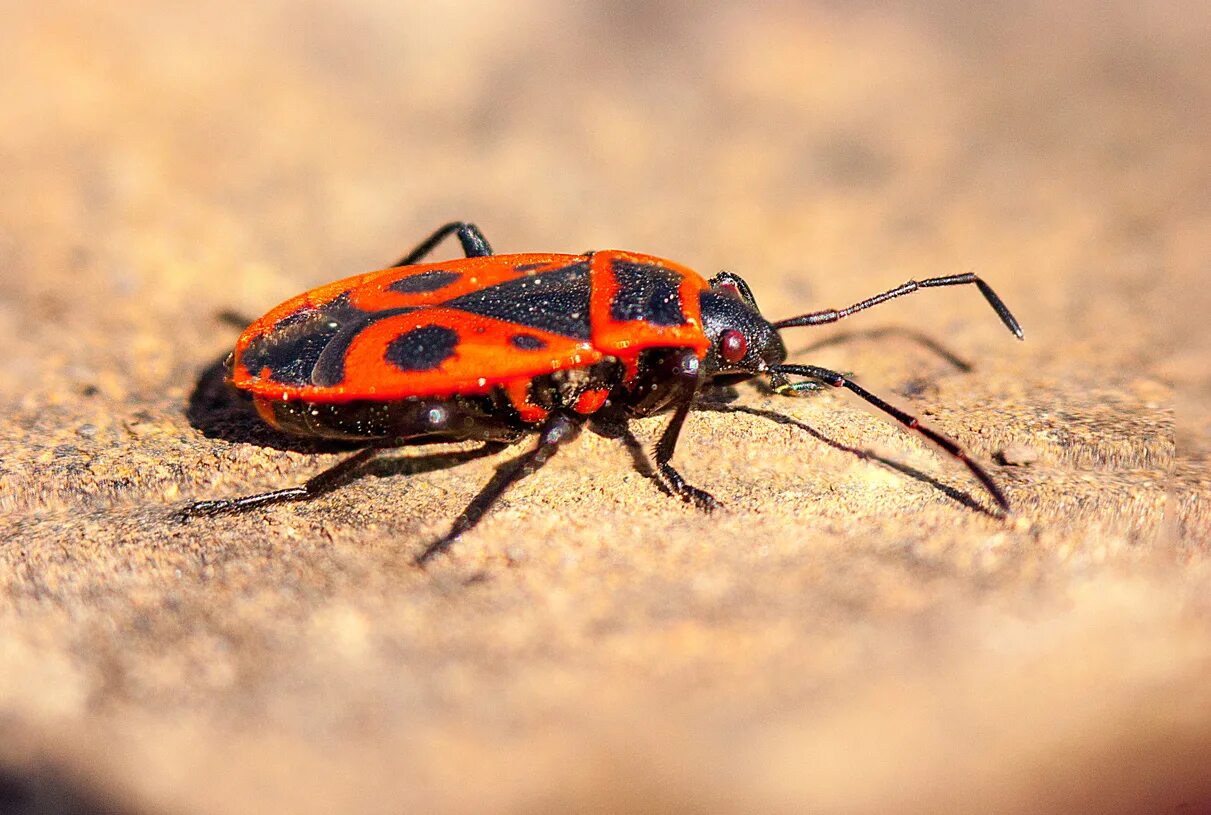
[[179, 222, 1024, 564]]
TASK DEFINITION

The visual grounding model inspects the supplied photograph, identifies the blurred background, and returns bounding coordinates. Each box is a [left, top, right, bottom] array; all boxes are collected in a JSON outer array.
[[0, 1, 1207, 813]]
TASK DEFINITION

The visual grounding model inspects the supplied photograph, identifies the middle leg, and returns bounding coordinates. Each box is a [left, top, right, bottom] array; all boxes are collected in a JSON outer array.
[[626, 349, 717, 512], [415, 410, 586, 566]]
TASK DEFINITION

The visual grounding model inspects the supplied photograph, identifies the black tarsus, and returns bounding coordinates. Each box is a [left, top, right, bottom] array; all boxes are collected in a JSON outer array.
[[176, 442, 512, 521], [414, 411, 586, 567], [391, 221, 493, 267], [653, 355, 719, 512], [772, 272, 1023, 340], [772, 363, 1011, 513], [655, 394, 718, 511], [176, 447, 381, 519]]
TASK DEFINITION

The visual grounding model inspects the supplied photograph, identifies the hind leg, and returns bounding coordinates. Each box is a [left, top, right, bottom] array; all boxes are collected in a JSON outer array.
[[390, 221, 493, 267], [176, 442, 511, 520]]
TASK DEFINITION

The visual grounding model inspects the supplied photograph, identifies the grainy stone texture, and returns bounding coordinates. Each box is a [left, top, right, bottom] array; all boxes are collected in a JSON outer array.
[[1, 2, 1208, 813]]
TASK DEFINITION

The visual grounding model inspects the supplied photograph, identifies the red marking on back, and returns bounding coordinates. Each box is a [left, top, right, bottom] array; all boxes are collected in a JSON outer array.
[[237, 253, 582, 346], [235, 308, 603, 403], [588, 251, 710, 358], [349, 253, 578, 312], [230, 251, 712, 404]]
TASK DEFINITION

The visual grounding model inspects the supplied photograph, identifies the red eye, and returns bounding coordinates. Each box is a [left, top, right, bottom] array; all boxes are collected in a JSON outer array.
[[720, 329, 747, 364]]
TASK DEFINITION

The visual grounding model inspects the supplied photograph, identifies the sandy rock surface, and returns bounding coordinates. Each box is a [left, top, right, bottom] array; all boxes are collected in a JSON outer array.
[[1, 2, 1208, 813]]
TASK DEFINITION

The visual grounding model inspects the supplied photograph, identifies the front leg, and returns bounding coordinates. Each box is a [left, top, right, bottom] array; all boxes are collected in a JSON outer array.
[[654, 391, 718, 512], [649, 350, 718, 512]]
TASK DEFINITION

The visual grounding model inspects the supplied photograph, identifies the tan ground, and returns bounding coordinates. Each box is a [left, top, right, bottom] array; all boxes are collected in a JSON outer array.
[[1, 2, 1209, 813]]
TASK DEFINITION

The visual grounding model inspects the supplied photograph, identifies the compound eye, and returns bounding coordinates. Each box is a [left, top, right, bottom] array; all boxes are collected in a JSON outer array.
[[720, 329, 748, 364]]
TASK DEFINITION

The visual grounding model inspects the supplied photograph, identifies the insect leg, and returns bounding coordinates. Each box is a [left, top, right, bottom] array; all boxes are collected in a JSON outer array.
[[415, 411, 585, 566], [773, 273, 1023, 339], [772, 363, 1010, 513], [176, 447, 381, 519], [390, 222, 493, 267], [589, 406, 673, 497], [175, 442, 509, 521], [654, 389, 718, 512], [625, 349, 718, 511]]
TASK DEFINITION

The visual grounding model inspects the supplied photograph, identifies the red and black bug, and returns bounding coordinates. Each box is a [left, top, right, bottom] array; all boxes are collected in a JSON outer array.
[[179, 222, 1024, 564]]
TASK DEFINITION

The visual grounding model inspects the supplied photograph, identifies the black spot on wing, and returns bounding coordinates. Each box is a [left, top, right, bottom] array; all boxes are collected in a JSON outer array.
[[240, 293, 421, 388], [270, 307, 317, 332], [510, 333, 548, 350], [385, 325, 460, 372], [241, 293, 364, 387], [610, 261, 686, 326], [388, 269, 461, 294], [444, 261, 591, 340], [243, 328, 334, 387]]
